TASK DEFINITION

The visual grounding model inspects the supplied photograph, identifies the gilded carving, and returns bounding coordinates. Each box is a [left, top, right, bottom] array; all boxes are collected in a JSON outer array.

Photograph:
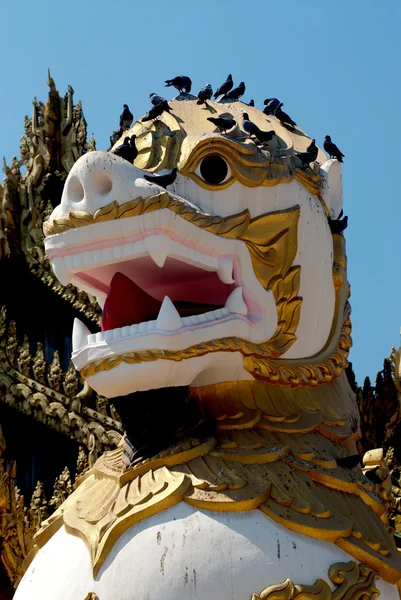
[[128, 100, 321, 196], [29, 376, 401, 583], [251, 561, 379, 600], [0, 73, 101, 324], [0, 306, 123, 452], [0, 426, 35, 588]]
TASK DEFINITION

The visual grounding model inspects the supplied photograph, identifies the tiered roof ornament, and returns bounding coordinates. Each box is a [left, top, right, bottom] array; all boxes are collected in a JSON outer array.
[[0, 71, 100, 323]]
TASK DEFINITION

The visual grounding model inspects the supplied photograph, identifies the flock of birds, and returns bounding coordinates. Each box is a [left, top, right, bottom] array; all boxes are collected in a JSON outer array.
[[113, 74, 345, 192]]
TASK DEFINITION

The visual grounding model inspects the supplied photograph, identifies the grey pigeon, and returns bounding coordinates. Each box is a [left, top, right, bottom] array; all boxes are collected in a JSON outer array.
[[142, 100, 172, 122], [144, 168, 178, 189], [324, 135, 344, 162], [120, 104, 133, 130], [149, 93, 165, 106], [207, 116, 236, 133], [225, 81, 245, 101], [242, 113, 275, 144], [213, 74, 233, 98], [197, 84, 213, 105], [165, 76, 192, 93]]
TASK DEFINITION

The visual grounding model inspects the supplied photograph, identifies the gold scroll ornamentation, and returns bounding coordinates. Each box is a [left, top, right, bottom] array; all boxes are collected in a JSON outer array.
[[251, 561, 379, 600]]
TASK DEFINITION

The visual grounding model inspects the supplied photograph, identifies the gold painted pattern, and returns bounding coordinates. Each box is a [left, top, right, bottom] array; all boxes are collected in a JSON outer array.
[[252, 561, 379, 600], [128, 99, 322, 196], [30, 378, 401, 584]]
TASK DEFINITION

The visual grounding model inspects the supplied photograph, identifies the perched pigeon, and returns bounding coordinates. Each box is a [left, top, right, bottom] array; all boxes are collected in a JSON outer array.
[[113, 136, 137, 163], [364, 466, 382, 485], [213, 74, 233, 99], [120, 104, 134, 130], [149, 93, 165, 106], [263, 98, 280, 115], [324, 135, 344, 163], [197, 84, 213, 105], [142, 100, 172, 122], [328, 214, 348, 235], [207, 116, 236, 133], [144, 168, 178, 189], [295, 151, 316, 169], [242, 113, 275, 144], [247, 99, 255, 107], [335, 454, 361, 469], [165, 76, 192, 94], [295, 138, 319, 168], [306, 139, 319, 161], [275, 103, 297, 128], [225, 81, 245, 101]]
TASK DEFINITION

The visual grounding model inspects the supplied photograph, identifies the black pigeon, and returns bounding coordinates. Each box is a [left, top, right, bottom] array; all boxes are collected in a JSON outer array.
[[335, 454, 361, 469], [144, 168, 178, 189], [324, 135, 344, 163], [165, 76, 192, 94], [365, 466, 382, 485], [197, 84, 213, 105], [263, 98, 280, 115], [149, 93, 165, 106], [275, 103, 297, 128], [129, 135, 138, 161], [295, 139, 319, 168], [207, 116, 236, 133], [328, 215, 348, 235], [242, 113, 275, 144], [225, 81, 245, 101], [213, 74, 233, 98], [295, 151, 316, 169], [306, 139, 319, 161], [142, 100, 172, 122], [119, 104, 134, 130], [113, 136, 137, 163], [248, 99, 255, 107]]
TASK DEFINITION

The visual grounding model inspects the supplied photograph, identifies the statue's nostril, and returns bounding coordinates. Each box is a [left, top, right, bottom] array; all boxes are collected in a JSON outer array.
[[67, 176, 85, 202], [91, 172, 113, 196]]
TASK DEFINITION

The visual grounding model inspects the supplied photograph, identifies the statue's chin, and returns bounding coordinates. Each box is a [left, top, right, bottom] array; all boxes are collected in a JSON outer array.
[[86, 350, 253, 398]]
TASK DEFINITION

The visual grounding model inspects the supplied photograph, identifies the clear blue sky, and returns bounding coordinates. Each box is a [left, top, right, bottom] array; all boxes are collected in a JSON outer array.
[[1, 0, 400, 386]]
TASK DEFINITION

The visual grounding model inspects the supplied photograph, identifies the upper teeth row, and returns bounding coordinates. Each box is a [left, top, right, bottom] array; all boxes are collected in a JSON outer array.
[[72, 287, 248, 352], [51, 235, 235, 288]]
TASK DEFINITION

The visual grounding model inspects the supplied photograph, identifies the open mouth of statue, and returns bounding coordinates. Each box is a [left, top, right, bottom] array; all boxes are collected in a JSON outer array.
[[74, 252, 249, 344], [87, 257, 239, 333], [45, 207, 277, 364], [45, 221, 267, 353]]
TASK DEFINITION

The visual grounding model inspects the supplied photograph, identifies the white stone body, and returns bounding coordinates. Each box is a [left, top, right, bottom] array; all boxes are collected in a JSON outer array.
[[16, 506, 398, 600]]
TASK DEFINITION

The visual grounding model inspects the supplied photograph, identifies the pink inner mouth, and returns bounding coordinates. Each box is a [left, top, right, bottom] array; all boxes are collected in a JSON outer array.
[[75, 257, 236, 332]]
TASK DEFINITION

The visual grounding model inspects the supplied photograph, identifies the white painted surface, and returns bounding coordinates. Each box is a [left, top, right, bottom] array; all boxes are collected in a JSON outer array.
[[87, 352, 253, 398], [15, 504, 398, 600], [47, 151, 337, 394], [52, 151, 161, 219], [320, 160, 343, 219]]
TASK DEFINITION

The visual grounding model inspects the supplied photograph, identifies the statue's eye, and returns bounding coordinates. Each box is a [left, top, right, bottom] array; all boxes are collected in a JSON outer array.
[[196, 154, 231, 185]]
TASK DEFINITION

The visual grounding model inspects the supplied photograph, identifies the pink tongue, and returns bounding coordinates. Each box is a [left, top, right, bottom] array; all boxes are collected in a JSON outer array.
[[102, 272, 162, 332]]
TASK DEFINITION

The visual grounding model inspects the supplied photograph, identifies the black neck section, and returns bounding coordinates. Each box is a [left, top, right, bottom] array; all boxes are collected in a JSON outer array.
[[111, 386, 214, 465]]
